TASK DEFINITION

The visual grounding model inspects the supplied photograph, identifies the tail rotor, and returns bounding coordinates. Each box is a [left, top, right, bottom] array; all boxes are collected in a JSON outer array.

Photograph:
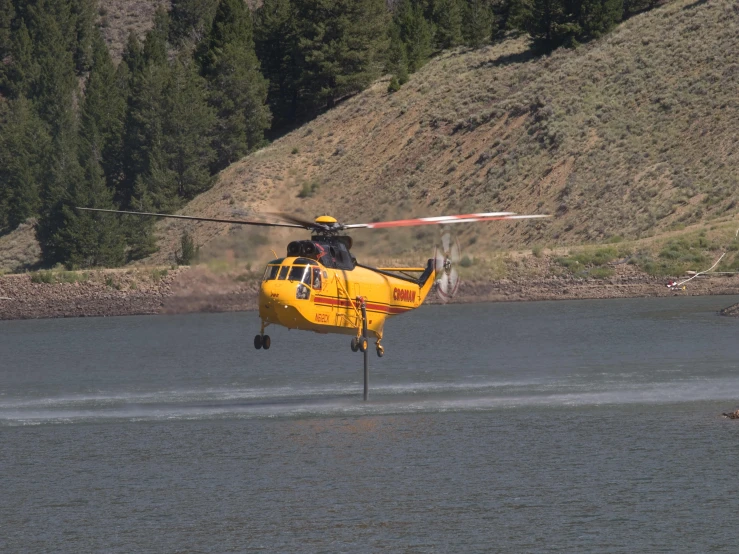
[[434, 230, 461, 302]]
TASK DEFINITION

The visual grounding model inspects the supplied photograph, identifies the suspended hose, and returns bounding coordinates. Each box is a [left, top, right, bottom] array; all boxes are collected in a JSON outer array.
[[669, 227, 739, 290]]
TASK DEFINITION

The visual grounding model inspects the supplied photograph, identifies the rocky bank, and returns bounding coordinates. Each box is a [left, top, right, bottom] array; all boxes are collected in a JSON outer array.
[[2, 262, 739, 321]]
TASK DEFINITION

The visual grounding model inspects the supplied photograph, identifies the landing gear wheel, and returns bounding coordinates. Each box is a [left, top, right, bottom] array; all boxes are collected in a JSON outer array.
[[254, 335, 263, 350], [358, 338, 368, 353], [351, 337, 359, 352], [376, 345, 384, 358], [262, 335, 271, 350]]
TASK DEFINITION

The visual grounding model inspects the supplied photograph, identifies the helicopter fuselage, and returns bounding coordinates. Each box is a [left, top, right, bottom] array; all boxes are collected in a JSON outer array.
[[258, 250, 435, 340]]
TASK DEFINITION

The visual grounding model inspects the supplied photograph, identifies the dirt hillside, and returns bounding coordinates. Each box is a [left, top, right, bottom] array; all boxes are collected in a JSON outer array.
[[144, 0, 739, 270]]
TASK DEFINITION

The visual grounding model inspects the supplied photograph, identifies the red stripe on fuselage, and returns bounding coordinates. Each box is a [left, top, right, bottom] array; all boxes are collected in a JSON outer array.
[[313, 296, 411, 315]]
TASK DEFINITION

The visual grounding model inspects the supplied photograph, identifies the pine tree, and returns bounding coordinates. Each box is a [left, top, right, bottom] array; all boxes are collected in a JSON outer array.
[[495, 0, 531, 35], [623, 0, 655, 18], [0, 96, 49, 232], [120, 13, 174, 209], [524, 0, 624, 48], [463, 0, 494, 48], [22, 0, 79, 135], [58, 156, 126, 268], [295, 0, 390, 111], [207, 43, 270, 170], [577, 0, 623, 39], [0, 0, 13, 69], [143, 6, 169, 68], [386, 22, 409, 86], [69, 0, 96, 72], [395, 0, 433, 73], [196, 0, 255, 75], [525, 0, 568, 46], [254, 0, 303, 130], [1, 21, 38, 99], [121, 31, 145, 84], [430, 0, 463, 50], [161, 56, 216, 199], [198, 0, 271, 169], [121, 62, 168, 209], [169, 0, 219, 46], [79, 30, 127, 193], [36, 122, 84, 266]]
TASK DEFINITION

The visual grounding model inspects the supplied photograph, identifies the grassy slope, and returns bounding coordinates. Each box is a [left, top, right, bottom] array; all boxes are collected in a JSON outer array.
[[149, 0, 739, 272]]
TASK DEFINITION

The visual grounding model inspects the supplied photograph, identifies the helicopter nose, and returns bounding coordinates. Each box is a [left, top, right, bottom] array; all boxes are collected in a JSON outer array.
[[259, 280, 294, 311], [260, 281, 280, 304]]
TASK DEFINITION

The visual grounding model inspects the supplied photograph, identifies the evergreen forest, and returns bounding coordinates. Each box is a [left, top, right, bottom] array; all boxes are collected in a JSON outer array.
[[0, 0, 662, 269]]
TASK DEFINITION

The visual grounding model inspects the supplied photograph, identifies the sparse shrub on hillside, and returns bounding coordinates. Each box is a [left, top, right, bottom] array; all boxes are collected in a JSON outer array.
[[30, 271, 54, 284], [298, 181, 320, 198], [588, 266, 615, 279], [29, 270, 88, 284], [556, 247, 622, 271], [151, 269, 169, 281], [175, 230, 199, 265]]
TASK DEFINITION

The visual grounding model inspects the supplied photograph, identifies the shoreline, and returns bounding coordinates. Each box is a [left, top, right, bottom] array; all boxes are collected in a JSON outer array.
[[2, 265, 739, 321]]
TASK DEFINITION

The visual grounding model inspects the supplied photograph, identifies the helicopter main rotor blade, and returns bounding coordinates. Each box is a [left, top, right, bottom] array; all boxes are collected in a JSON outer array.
[[264, 212, 327, 230], [343, 212, 549, 229], [75, 208, 306, 229]]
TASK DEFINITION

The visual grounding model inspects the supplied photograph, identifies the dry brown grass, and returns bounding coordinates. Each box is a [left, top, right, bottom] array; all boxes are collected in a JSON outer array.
[[0, 220, 41, 273]]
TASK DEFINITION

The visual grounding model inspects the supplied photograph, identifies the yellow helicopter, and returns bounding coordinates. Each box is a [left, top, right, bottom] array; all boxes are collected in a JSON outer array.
[[78, 208, 548, 358]]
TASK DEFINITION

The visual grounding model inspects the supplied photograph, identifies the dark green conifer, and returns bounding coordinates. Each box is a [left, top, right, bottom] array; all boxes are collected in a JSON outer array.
[[120, 62, 168, 208], [57, 156, 127, 268], [36, 122, 84, 266], [196, 0, 255, 75], [121, 31, 145, 83], [395, 0, 433, 73], [198, 0, 271, 168], [0, 20, 37, 99], [169, 0, 219, 46], [496, 0, 530, 35], [80, 30, 127, 193], [386, 23, 410, 86], [161, 56, 216, 199], [21, 1, 78, 134], [578, 0, 623, 39], [524, 0, 624, 48], [430, 0, 463, 50], [0, 96, 49, 232], [207, 43, 270, 170], [68, 0, 96, 72], [295, 0, 389, 111], [143, 6, 170, 67], [0, 0, 13, 65], [254, 0, 303, 130], [463, 0, 493, 47]]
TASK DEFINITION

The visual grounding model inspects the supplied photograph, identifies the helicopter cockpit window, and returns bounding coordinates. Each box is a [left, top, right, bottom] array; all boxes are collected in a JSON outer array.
[[277, 266, 290, 280], [312, 267, 323, 290], [263, 265, 280, 281], [288, 265, 311, 284]]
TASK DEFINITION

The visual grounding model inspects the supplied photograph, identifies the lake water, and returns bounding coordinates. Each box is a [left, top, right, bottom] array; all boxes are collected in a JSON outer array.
[[2, 296, 739, 552]]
